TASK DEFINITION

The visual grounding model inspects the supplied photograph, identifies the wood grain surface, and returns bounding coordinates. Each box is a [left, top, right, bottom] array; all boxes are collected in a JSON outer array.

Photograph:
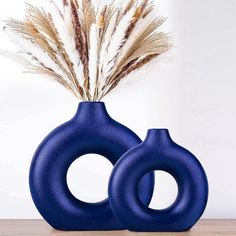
[[0, 220, 235, 236]]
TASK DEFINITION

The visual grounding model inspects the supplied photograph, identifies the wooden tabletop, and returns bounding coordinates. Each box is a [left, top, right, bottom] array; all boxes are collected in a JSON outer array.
[[0, 220, 235, 236]]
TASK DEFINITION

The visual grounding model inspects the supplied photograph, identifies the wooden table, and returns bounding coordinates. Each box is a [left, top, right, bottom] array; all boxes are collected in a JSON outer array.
[[0, 220, 235, 236]]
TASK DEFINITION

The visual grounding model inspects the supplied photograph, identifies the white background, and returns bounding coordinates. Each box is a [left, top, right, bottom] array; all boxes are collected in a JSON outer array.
[[0, 0, 236, 219]]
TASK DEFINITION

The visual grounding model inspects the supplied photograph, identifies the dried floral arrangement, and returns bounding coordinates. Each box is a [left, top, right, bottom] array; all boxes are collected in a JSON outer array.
[[4, 0, 171, 101]]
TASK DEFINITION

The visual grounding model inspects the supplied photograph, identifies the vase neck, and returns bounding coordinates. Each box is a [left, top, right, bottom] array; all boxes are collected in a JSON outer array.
[[73, 102, 111, 122], [143, 129, 173, 146]]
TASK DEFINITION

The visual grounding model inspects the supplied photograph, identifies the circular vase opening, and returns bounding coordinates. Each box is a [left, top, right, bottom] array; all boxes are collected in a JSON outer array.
[[67, 154, 113, 203], [148, 171, 178, 210]]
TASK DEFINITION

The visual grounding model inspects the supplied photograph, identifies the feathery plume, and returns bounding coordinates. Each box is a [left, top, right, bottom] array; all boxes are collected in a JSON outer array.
[[101, 6, 136, 84], [88, 23, 99, 100], [3, 0, 171, 101]]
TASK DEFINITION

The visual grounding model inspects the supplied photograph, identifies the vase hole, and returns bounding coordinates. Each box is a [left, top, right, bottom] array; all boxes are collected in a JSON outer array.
[[67, 154, 113, 203], [148, 171, 178, 210]]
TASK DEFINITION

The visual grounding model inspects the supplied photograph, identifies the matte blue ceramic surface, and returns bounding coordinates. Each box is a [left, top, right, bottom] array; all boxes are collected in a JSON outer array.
[[108, 129, 208, 232], [29, 102, 154, 231]]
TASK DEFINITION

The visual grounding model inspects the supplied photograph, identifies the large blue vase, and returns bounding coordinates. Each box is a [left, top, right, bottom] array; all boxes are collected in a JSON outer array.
[[108, 129, 208, 232], [29, 102, 154, 231]]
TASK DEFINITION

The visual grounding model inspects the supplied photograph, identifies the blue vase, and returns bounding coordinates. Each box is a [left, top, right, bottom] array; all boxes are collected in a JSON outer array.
[[29, 102, 154, 231], [108, 129, 208, 232]]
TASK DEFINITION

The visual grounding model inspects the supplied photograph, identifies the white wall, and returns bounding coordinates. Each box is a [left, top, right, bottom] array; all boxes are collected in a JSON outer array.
[[0, 0, 235, 219], [176, 0, 236, 218]]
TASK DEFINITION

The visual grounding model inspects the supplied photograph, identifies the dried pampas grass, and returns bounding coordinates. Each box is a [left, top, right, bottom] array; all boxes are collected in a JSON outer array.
[[3, 0, 171, 101]]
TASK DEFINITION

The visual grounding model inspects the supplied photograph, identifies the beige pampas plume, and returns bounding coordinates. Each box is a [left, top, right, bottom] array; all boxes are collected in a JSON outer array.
[[3, 0, 171, 101], [100, 5, 137, 89], [88, 22, 99, 101]]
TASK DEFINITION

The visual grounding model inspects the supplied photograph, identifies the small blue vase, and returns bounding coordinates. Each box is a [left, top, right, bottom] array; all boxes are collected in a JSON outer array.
[[108, 129, 208, 232], [29, 102, 154, 231]]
